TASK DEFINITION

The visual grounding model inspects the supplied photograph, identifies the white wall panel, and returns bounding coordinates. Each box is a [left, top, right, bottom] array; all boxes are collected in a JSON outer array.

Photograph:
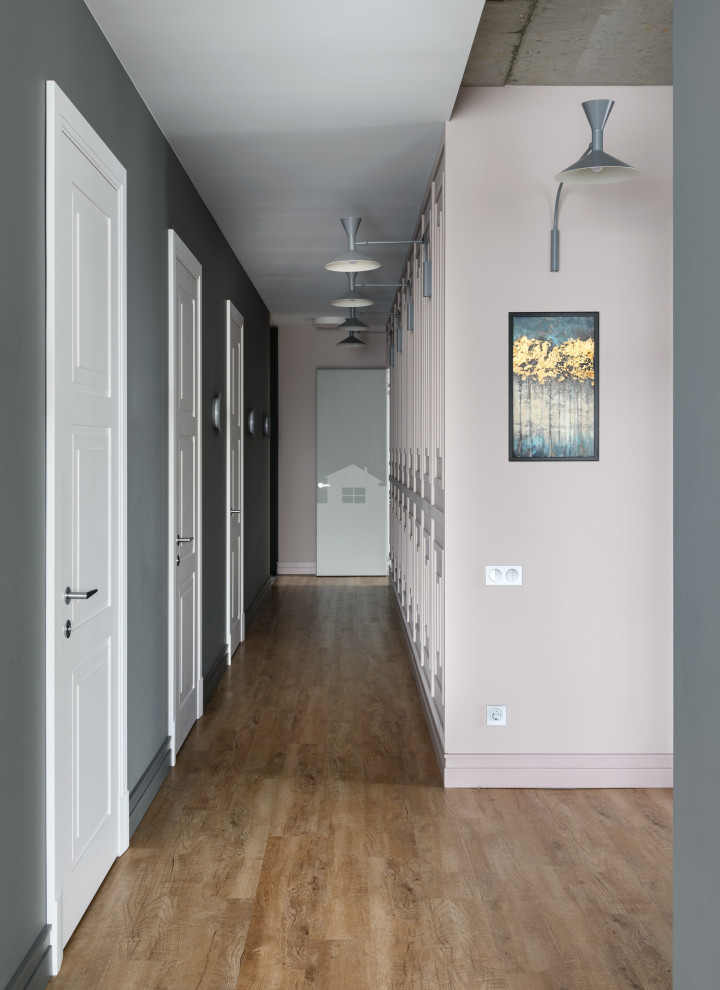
[[389, 154, 446, 749]]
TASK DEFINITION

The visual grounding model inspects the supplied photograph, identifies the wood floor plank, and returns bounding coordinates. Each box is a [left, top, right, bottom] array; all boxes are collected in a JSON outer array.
[[50, 577, 672, 990]]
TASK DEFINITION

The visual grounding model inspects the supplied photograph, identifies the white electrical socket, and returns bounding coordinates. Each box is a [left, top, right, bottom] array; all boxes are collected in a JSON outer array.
[[486, 705, 507, 726], [485, 565, 522, 586]]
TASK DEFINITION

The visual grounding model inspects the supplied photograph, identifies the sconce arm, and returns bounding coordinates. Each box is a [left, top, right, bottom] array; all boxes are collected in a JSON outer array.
[[550, 145, 591, 273]]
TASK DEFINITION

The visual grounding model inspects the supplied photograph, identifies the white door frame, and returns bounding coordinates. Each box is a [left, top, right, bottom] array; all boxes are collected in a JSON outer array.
[[167, 230, 203, 762], [226, 301, 245, 655], [45, 81, 128, 973]]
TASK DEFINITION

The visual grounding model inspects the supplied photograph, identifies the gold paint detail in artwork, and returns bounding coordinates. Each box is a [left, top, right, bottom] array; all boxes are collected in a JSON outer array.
[[513, 336, 595, 384]]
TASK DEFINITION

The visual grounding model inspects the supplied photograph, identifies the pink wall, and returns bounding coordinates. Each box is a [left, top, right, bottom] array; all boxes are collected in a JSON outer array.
[[444, 87, 673, 781], [277, 325, 387, 570]]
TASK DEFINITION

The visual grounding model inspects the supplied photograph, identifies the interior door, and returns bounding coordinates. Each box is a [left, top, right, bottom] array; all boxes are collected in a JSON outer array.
[[316, 369, 389, 576], [46, 82, 128, 963], [169, 232, 202, 757], [227, 302, 244, 654]]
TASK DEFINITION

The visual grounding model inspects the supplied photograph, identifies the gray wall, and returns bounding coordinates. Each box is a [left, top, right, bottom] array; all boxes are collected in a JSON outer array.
[[674, 1, 720, 986], [0, 1, 270, 985]]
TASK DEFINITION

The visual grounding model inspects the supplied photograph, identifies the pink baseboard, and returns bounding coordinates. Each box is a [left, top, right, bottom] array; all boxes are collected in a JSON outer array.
[[443, 753, 673, 788]]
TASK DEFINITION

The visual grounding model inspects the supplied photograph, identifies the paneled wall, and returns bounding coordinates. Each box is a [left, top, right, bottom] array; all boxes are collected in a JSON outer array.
[[391, 87, 672, 789], [389, 153, 446, 754]]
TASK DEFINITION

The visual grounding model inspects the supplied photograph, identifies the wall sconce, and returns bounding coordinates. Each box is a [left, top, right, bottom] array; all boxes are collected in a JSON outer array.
[[325, 217, 380, 272], [550, 99, 639, 272], [325, 218, 425, 338], [325, 217, 425, 274], [211, 394, 222, 433]]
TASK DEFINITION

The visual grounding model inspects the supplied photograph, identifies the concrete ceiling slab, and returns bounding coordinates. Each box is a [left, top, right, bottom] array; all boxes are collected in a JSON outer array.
[[463, 0, 673, 87]]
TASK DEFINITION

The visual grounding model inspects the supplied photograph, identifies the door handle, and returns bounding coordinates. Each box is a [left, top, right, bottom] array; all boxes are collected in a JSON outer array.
[[65, 587, 98, 605], [176, 535, 194, 544], [230, 508, 242, 514]]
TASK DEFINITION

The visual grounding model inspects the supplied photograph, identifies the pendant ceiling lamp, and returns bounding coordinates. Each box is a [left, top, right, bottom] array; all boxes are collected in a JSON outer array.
[[330, 272, 374, 308], [325, 217, 380, 272], [551, 99, 639, 272]]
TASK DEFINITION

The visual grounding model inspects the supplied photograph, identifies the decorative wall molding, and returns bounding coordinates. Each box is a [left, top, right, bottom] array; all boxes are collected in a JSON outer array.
[[276, 561, 317, 575], [388, 154, 446, 750], [443, 753, 673, 789], [129, 737, 171, 835], [392, 584, 445, 772], [203, 647, 229, 706], [5, 926, 52, 990], [245, 576, 275, 631], [391, 478, 445, 529]]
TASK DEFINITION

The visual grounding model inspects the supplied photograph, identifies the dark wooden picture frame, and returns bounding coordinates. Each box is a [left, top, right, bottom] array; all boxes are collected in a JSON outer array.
[[509, 312, 599, 461]]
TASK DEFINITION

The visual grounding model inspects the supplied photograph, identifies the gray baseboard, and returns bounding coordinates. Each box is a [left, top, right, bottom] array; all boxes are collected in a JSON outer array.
[[245, 575, 274, 632], [129, 736, 171, 836], [203, 647, 229, 705], [4, 926, 52, 990]]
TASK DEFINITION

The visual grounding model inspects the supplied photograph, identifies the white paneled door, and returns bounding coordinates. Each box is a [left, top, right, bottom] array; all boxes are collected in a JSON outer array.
[[46, 82, 128, 969], [227, 302, 244, 655], [168, 232, 202, 759]]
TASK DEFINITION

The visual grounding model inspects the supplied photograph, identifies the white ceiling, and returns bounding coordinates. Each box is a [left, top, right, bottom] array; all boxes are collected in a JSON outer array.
[[83, 0, 485, 326]]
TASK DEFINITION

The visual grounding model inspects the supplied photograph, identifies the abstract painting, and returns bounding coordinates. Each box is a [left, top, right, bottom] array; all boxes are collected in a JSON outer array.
[[509, 312, 599, 461]]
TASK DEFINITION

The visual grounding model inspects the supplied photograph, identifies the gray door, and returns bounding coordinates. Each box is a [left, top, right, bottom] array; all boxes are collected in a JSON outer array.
[[316, 369, 389, 575]]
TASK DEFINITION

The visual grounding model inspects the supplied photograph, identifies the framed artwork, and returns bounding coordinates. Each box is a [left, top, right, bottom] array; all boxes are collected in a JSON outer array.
[[509, 312, 599, 461]]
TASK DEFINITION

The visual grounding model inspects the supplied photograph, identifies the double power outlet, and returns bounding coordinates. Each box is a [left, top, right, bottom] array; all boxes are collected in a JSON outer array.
[[485, 565, 523, 586]]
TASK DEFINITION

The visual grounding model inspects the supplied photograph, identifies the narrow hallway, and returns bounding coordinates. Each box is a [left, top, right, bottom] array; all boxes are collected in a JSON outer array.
[[51, 577, 672, 989]]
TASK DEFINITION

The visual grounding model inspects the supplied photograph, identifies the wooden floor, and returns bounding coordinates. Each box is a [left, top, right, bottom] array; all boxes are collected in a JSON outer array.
[[51, 576, 672, 989]]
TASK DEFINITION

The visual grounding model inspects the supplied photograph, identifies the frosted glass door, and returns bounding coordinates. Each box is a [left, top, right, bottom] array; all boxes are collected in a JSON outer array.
[[316, 369, 389, 576]]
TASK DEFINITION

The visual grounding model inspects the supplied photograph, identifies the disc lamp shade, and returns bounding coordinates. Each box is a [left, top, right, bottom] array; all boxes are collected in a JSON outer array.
[[313, 315, 344, 327], [338, 308, 368, 331], [337, 330, 365, 347], [331, 294, 374, 307], [330, 270, 374, 307], [324, 216, 380, 272], [325, 250, 380, 272], [554, 100, 640, 184]]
